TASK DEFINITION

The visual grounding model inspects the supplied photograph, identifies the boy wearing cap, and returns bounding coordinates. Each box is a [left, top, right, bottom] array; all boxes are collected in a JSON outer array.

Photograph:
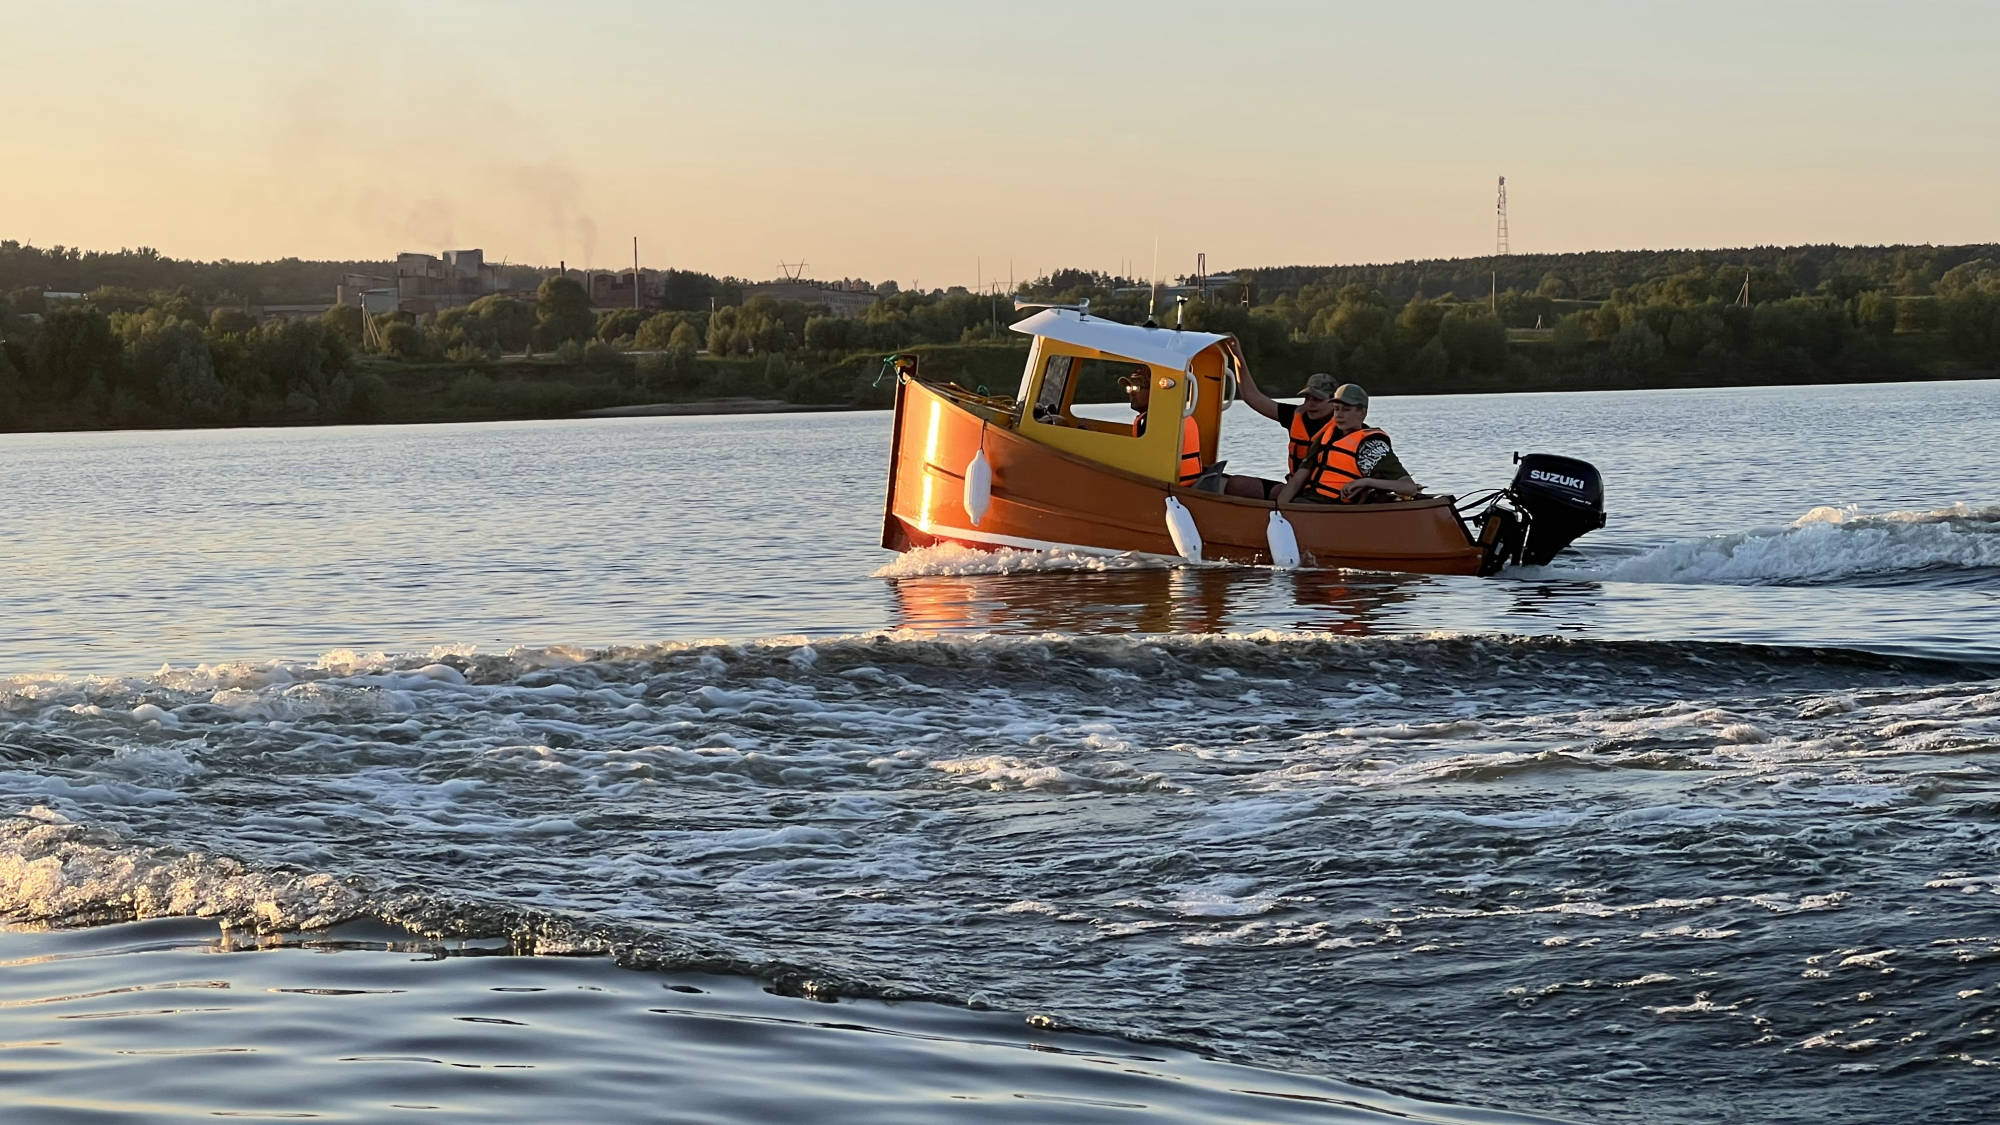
[[1276, 379, 1421, 504], [1226, 369, 1421, 503]]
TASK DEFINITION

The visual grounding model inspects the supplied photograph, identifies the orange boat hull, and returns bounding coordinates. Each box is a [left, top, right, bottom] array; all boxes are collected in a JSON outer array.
[[881, 380, 1486, 575]]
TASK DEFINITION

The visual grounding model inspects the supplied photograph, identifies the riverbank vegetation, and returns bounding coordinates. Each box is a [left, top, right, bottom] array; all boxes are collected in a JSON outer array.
[[3, 240, 1996, 432]]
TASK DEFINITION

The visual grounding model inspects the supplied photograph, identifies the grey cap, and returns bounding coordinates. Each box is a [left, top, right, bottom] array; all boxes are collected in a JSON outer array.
[[1297, 372, 1339, 399], [1332, 382, 1369, 407]]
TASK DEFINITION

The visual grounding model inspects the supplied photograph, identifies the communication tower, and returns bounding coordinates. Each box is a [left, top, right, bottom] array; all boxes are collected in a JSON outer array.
[[1495, 176, 1509, 257]]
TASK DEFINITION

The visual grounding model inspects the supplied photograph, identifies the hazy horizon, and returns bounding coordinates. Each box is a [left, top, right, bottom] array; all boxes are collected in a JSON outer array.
[[6, 0, 1994, 289], [8, 236, 1992, 290]]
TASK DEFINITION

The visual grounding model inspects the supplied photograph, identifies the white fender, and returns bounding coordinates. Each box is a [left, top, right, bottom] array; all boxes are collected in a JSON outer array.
[[1164, 496, 1203, 562], [1266, 510, 1301, 569], [962, 449, 992, 526]]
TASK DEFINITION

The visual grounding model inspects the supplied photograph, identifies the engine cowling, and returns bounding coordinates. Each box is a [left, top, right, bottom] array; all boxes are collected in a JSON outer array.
[[1509, 453, 1605, 565]]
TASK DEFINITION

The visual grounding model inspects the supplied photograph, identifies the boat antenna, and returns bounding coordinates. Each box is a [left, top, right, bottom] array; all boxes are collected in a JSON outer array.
[[1144, 236, 1160, 328], [1174, 294, 1187, 330]]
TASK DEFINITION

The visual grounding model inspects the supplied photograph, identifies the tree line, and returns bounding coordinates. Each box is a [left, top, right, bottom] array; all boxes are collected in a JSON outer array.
[[1213, 242, 2000, 312], [5, 242, 1997, 431]]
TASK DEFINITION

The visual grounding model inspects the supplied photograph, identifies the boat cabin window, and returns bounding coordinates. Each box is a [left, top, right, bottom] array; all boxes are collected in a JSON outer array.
[[1032, 355, 1075, 420], [1031, 353, 1154, 433]]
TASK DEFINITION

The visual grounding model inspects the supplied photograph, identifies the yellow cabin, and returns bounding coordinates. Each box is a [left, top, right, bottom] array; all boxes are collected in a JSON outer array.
[[1005, 307, 1243, 484]]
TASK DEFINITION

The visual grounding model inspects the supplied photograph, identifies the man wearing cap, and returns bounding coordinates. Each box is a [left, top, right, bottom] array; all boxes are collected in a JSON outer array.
[[1275, 379, 1421, 504], [1121, 366, 1209, 488], [1224, 370, 1420, 503]]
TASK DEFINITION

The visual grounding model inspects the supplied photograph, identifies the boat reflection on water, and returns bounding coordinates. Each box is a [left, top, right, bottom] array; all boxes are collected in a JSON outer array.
[[886, 565, 1434, 637], [1501, 579, 1605, 628]]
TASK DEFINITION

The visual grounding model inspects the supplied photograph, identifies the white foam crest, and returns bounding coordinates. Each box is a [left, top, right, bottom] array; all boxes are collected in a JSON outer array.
[[1352, 749, 1545, 789], [931, 755, 1086, 792], [7, 629, 1528, 719], [1795, 501, 2000, 527], [1162, 876, 1299, 919], [0, 811, 367, 931], [1583, 503, 2000, 586], [1409, 890, 1850, 924], [1181, 796, 1302, 842], [871, 542, 1173, 578]]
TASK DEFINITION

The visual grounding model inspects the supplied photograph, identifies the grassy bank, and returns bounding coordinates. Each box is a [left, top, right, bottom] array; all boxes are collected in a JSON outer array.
[[354, 342, 1036, 425]]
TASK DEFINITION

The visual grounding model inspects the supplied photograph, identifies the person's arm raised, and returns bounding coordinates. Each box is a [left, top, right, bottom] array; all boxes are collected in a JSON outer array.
[[1234, 362, 1281, 422]]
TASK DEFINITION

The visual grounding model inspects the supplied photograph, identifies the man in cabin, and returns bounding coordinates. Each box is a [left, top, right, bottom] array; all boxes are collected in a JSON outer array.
[[1270, 379, 1422, 505], [1120, 367, 1212, 489]]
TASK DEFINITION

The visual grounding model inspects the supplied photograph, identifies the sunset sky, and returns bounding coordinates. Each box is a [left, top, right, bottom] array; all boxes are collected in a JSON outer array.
[[5, 0, 1995, 287]]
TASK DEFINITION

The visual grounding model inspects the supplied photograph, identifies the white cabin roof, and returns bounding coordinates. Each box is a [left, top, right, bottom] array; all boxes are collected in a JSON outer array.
[[1009, 308, 1231, 370]]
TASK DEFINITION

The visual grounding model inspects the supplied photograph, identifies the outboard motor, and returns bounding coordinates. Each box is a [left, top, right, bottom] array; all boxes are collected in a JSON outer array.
[[1508, 453, 1606, 565]]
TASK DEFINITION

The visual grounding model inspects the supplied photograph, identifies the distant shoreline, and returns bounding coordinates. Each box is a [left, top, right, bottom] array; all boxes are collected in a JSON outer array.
[[575, 398, 854, 417], [7, 371, 1997, 437]]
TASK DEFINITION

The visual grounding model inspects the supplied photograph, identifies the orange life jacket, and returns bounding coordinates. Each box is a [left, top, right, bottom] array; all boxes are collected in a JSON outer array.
[[1287, 408, 1337, 473], [1177, 414, 1203, 484], [1302, 426, 1388, 502], [1134, 413, 1205, 485]]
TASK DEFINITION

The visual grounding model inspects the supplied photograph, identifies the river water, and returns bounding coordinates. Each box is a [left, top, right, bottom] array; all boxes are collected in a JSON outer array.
[[3, 380, 1996, 1123]]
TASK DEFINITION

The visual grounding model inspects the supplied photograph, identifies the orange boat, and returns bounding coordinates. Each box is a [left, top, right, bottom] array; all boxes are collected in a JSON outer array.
[[880, 305, 1604, 575]]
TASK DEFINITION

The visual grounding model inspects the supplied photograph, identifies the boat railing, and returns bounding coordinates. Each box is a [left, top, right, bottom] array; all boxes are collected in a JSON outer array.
[[924, 379, 1020, 424]]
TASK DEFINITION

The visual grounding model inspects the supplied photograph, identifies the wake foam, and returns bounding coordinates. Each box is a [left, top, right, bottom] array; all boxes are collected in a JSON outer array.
[[1, 630, 1986, 719], [872, 542, 1174, 577], [1572, 503, 2000, 587]]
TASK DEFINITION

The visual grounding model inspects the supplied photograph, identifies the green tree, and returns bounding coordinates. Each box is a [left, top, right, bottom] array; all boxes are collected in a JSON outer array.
[[1536, 273, 1575, 299], [534, 276, 594, 349], [209, 307, 257, 337], [1394, 299, 1445, 351], [1437, 310, 1507, 374], [449, 295, 534, 353], [803, 315, 852, 352], [1588, 304, 1624, 342], [1552, 310, 1591, 351], [1941, 289, 2000, 363], [249, 319, 350, 410], [1606, 321, 1666, 377], [1663, 307, 1723, 359], [1405, 335, 1449, 383], [707, 305, 744, 357], [32, 306, 122, 407], [381, 321, 426, 360], [634, 312, 687, 350], [1854, 291, 1897, 336], [1897, 296, 1943, 333], [667, 320, 701, 362], [1936, 259, 2000, 298], [595, 307, 645, 343], [322, 304, 364, 346], [0, 334, 22, 426], [127, 317, 226, 421]]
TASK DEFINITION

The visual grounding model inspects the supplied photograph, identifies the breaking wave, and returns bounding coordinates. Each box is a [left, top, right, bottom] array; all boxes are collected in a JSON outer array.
[[4, 628, 1997, 1121], [1552, 503, 2000, 587]]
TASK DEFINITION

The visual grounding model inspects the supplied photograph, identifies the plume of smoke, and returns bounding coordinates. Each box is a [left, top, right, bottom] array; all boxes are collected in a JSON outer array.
[[513, 162, 598, 267], [402, 196, 455, 250]]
